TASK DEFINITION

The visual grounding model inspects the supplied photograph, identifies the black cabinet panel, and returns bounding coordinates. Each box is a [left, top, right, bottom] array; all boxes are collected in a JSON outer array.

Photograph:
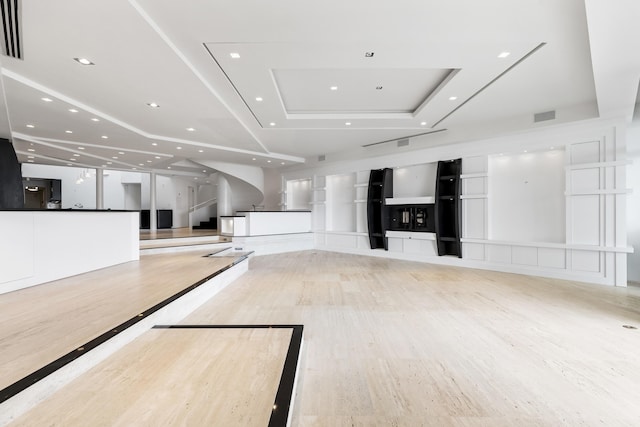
[[0, 139, 24, 209], [367, 168, 393, 250], [140, 209, 173, 229], [435, 159, 462, 257]]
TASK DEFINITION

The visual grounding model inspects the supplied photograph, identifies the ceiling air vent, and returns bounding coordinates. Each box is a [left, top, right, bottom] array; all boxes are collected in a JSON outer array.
[[397, 138, 409, 147], [0, 0, 22, 59], [534, 110, 556, 123], [318, 154, 326, 162]]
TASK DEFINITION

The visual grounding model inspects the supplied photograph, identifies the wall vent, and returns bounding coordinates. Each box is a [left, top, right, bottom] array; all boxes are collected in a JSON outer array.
[[534, 110, 556, 122], [318, 154, 326, 162], [397, 138, 409, 147], [0, 0, 22, 59]]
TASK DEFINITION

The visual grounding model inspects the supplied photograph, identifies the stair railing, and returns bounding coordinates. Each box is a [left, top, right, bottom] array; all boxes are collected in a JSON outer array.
[[188, 197, 217, 228]]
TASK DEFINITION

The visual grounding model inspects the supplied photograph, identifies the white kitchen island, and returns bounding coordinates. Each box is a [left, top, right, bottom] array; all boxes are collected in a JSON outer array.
[[220, 210, 313, 255]]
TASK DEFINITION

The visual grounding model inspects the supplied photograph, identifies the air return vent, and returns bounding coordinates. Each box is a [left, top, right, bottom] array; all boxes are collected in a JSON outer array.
[[0, 0, 22, 59], [534, 110, 556, 123], [397, 138, 409, 147], [318, 154, 326, 162]]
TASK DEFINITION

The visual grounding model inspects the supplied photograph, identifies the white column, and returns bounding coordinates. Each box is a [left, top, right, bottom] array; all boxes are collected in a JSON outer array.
[[95, 169, 104, 210], [150, 172, 157, 231], [217, 174, 232, 230]]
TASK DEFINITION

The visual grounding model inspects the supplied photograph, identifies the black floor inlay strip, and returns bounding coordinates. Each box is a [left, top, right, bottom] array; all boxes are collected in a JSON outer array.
[[154, 325, 304, 427], [0, 254, 251, 404]]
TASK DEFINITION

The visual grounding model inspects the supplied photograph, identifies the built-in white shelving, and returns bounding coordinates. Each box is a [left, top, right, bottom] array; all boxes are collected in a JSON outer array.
[[385, 196, 435, 205]]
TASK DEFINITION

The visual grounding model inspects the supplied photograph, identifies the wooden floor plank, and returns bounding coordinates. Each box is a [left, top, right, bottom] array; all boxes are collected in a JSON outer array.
[[11, 328, 292, 427]]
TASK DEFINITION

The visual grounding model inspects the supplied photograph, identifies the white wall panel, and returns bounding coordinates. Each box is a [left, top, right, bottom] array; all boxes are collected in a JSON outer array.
[[463, 198, 486, 239], [570, 168, 600, 193], [462, 243, 485, 260], [538, 248, 566, 269], [570, 141, 601, 164], [512, 246, 538, 266], [487, 244, 511, 264], [570, 195, 600, 245], [571, 250, 601, 273]]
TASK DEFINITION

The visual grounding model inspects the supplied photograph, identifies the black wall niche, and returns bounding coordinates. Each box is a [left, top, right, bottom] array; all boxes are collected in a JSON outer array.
[[0, 138, 24, 209]]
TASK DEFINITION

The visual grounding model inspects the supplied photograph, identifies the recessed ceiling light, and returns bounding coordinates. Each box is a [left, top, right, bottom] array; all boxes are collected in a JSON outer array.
[[28, 160, 34, 163], [330, 86, 338, 91], [101, 135, 108, 139], [41, 97, 53, 102], [74, 57, 95, 65], [449, 96, 457, 101], [152, 142, 158, 146], [267, 160, 271, 163], [101, 165, 106, 168], [70, 158, 77, 161], [68, 109, 78, 113], [550, 146, 554, 150], [155, 156, 161, 159], [28, 148, 35, 152], [176, 146, 182, 150], [524, 150, 528, 153], [132, 168, 137, 170], [91, 118, 100, 122], [27, 156, 34, 159], [198, 149, 203, 153], [139, 163, 144, 166], [26, 124, 35, 128], [345, 122, 351, 126], [73, 154, 80, 157], [202, 170, 206, 173], [255, 97, 263, 102], [118, 151, 124, 155], [167, 166, 171, 169], [252, 158, 256, 161], [147, 160, 152, 163], [186, 127, 195, 132], [112, 156, 118, 159], [281, 162, 285, 165], [107, 161, 112, 165], [230, 52, 240, 59], [498, 51, 511, 58], [67, 163, 73, 166], [269, 122, 275, 126], [147, 102, 160, 108], [420, 121, 427, 126], [78, 147, 85, 150], [65, 130, 73, 134], [194, 177, 198, 180]]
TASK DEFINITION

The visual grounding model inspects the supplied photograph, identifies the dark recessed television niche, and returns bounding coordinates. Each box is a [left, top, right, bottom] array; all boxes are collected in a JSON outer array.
[[388, 204, 435, 232]]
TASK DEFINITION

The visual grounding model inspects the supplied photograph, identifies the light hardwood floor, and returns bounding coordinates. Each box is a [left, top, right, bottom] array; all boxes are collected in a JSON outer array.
[[0, 251, 241, 391], [179, 251, 640, 426], [12, 328, 291, 426], [8, 250, 640, 426]]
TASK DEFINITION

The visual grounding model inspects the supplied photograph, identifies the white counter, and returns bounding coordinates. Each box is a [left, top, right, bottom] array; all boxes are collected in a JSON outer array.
[[220, 211, 311, 237], [0, 210, 139, 294]]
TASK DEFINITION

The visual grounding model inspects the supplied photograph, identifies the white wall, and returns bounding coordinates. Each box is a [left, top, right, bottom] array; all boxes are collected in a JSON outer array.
[[489, 150, 565, 243], [627, 119, 640, 283], [278, 117, 632, 287]]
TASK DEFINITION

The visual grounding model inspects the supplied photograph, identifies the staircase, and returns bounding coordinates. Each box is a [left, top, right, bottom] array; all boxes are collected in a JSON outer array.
[[193, 216, 217, 230]]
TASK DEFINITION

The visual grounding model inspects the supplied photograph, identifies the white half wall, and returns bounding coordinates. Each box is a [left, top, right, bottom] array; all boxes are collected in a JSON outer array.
[[0, 211, 139, 294]]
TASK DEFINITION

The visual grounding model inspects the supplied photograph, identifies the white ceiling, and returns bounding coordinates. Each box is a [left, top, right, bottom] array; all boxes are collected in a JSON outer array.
[[1, 0, 638, 177]]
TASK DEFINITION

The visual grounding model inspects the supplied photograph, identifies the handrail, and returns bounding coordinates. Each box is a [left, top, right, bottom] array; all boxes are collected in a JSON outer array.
[[189, 197, 217, 213]]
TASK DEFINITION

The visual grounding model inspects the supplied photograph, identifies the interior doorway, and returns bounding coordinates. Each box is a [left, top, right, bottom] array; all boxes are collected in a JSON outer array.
[[123, 183, 142, 210]]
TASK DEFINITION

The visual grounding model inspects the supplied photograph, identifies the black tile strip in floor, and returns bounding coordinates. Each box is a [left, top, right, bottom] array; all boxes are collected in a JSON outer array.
[[154, 325, 304, 427], [0, 254, 251, 404]]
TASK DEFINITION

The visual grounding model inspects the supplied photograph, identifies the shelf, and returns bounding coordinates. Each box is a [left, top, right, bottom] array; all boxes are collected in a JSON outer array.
[[439, 175, 457, 180], [385, 196, 434, 205], [438, 237, 457, 242]]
